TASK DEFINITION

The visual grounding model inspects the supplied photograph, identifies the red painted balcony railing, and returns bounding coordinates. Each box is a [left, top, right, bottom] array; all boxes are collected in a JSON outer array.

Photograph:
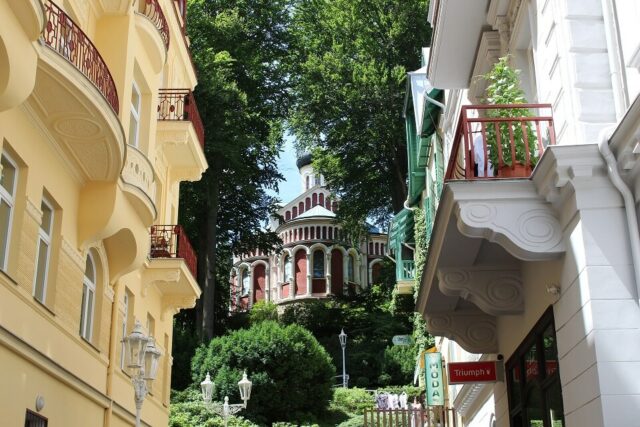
[[150, 225, 198, 278], [138, 0, 170, 50], [42, 1, 119, 113], [445, 104, 556, 180], [158, 89, 205, 150]]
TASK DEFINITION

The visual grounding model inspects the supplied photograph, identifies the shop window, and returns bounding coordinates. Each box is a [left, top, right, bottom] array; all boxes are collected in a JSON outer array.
[[0, 152, 17, 270], [506, 307, 564, 427], [33, 197, 54, 303]]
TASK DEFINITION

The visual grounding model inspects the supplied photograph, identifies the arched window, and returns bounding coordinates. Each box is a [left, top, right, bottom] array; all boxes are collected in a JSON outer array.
[[313, 249, 325, 278], [285, 211, 291, 221], [284, 255, 293, 282], [347, 254, 355, 282], [299, 201, 305, 214], [312, 193, 318, 206], [315, 174, 321, 186], [306, 175, 310, 190], [80, 252, 97, 341], [241, 269, 250, 296], [319, 193, 325, 206]]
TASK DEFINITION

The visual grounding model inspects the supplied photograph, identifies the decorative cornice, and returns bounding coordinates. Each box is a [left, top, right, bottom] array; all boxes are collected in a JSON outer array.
[[438, 266, 523, 315], [426, 311, 498, 354]]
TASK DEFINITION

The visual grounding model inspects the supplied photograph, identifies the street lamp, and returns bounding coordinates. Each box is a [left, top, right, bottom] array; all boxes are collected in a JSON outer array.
[[200, 371, 252, 427], [122, 320, 162, 427], [339, 328, 348, 388]]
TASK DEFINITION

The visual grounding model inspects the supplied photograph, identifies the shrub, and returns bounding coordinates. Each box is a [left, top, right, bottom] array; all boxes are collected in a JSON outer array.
[[331, 387, 375, 414], [170, 389, 258, 427], [191, 321, 335, 425], [337, 415, 365, 427], [248, 301, 278, 324]]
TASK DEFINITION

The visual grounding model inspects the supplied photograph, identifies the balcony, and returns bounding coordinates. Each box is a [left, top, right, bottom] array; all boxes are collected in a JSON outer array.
[[134, 0, 169, 73], [0, 0, 45, 111], [121, 145, 157, 224], [156, 89, 208, 181], [144, 225, 201, 319], [149, 225, 197, 278], [445, 104, 556, 181], [30, 0, 125, 182]]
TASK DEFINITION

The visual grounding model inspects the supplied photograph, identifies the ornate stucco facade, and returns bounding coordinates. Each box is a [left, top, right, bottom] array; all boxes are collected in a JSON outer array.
[[230, 155, 387, 311], [0, 0, 205, 425]]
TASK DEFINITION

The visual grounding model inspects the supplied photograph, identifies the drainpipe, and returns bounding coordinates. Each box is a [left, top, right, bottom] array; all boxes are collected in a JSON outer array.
[[104, 281, 121, 427], [598, 130, 640, 303]]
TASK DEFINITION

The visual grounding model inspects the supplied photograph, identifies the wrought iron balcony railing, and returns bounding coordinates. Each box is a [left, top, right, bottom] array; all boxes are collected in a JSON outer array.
[[158, 89, 205, 150], [150, 225, 198, 278], [137, 0, 170, 50], [42, 0, 119, 113], [445, 104, 556, 180]]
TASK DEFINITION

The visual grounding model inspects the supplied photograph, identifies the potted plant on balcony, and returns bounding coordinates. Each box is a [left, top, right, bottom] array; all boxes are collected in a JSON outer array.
[[482, 56, 538, 177]]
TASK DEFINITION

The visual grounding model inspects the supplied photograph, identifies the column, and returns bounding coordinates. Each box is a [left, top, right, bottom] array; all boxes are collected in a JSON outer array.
[[325, 251, 332, 295], [306, 252, 312, 296]]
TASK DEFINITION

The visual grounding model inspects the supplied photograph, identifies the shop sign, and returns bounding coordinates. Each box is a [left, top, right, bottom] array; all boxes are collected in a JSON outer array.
[[424, 352, 444, 406], [447, 361, 497, 384]]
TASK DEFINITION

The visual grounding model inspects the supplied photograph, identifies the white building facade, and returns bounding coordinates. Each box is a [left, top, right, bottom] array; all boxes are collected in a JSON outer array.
[[413, 1, 640, 426]]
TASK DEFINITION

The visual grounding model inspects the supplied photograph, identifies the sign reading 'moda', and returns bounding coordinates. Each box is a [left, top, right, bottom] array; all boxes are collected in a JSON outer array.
[[447, 361, 498, 384], [424, 352, 444, 406]]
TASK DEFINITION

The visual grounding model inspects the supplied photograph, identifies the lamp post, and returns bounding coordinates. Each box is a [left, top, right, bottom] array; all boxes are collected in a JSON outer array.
[[122, 320, 162, 427], [201, 371, 252, 427], [339, 328, 348, 388]]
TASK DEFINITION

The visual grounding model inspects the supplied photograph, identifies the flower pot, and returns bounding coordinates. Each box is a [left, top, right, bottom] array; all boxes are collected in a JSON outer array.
[[498, 163, 531, 178]]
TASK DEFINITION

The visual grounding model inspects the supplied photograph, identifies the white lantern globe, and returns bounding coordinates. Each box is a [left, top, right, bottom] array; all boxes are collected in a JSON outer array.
[[123, 320, 149, 370], [201, 373, 214, 404], [143, 336, 162, 381], [238, 371, 252, 404]]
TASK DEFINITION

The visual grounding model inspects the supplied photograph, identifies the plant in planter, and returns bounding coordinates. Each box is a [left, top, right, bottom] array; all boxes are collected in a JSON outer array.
[[482, 56, 538, 176]]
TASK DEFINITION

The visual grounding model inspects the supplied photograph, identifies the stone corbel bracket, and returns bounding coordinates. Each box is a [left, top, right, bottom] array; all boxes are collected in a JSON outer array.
[[455, 198, 565, 261], [426, 311, 498, 354], [161, 295, 197, 320], [438, 266, 523, 316]]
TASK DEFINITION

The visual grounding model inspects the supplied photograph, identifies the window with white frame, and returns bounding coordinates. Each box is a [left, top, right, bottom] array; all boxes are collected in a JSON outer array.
[[33, 197, 54, 303], [347, 254, 355, 282], [129, 82, 141, 147], [284, 254, 293, 282], [80, 252, 96, 341], [241, 269, 250, 296], [0, 152, 17, 271]]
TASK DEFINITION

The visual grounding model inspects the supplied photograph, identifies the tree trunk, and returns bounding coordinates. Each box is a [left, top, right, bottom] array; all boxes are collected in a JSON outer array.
[[194, 216, 208, 339], [202, 158, 221, 341], [390, 142, 408, 213]]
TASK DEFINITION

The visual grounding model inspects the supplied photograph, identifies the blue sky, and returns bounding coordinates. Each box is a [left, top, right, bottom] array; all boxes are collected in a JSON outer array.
[[274, 134, 301, 204]]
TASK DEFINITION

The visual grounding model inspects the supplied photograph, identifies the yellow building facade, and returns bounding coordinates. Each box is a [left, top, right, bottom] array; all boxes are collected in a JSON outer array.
[[0, 0, 206, 425]]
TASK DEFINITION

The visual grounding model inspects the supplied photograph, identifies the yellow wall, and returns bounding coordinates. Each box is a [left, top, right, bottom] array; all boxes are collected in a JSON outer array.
[[0, 0, 205, 425]]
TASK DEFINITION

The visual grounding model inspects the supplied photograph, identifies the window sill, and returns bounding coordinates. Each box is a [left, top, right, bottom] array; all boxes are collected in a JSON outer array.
[[33, 296, 56, 317], [80, 335, 101, 354], [0, 269, 19, 286]]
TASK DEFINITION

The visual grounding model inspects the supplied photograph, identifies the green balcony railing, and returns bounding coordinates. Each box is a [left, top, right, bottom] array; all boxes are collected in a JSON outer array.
[[398, 260, 415, 281]]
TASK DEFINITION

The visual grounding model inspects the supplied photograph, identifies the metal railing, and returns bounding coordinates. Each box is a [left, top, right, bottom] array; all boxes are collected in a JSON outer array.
[[137, 0, 170, 50], [364, 407, 457, 427], [42, 0, 119, 113], [445, 104, 555, 180], [158, 89, 205, 150], [149, 225, 197, 278]]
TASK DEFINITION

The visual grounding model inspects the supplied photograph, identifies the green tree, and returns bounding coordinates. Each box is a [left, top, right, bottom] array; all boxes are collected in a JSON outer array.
[[288, 0, 432, 226], [179, 0, 294, 343], [190, 321, 335, 425]]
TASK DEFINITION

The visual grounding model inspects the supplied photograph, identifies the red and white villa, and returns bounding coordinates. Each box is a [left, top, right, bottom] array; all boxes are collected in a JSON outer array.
[[230, 154, 387, 311]]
